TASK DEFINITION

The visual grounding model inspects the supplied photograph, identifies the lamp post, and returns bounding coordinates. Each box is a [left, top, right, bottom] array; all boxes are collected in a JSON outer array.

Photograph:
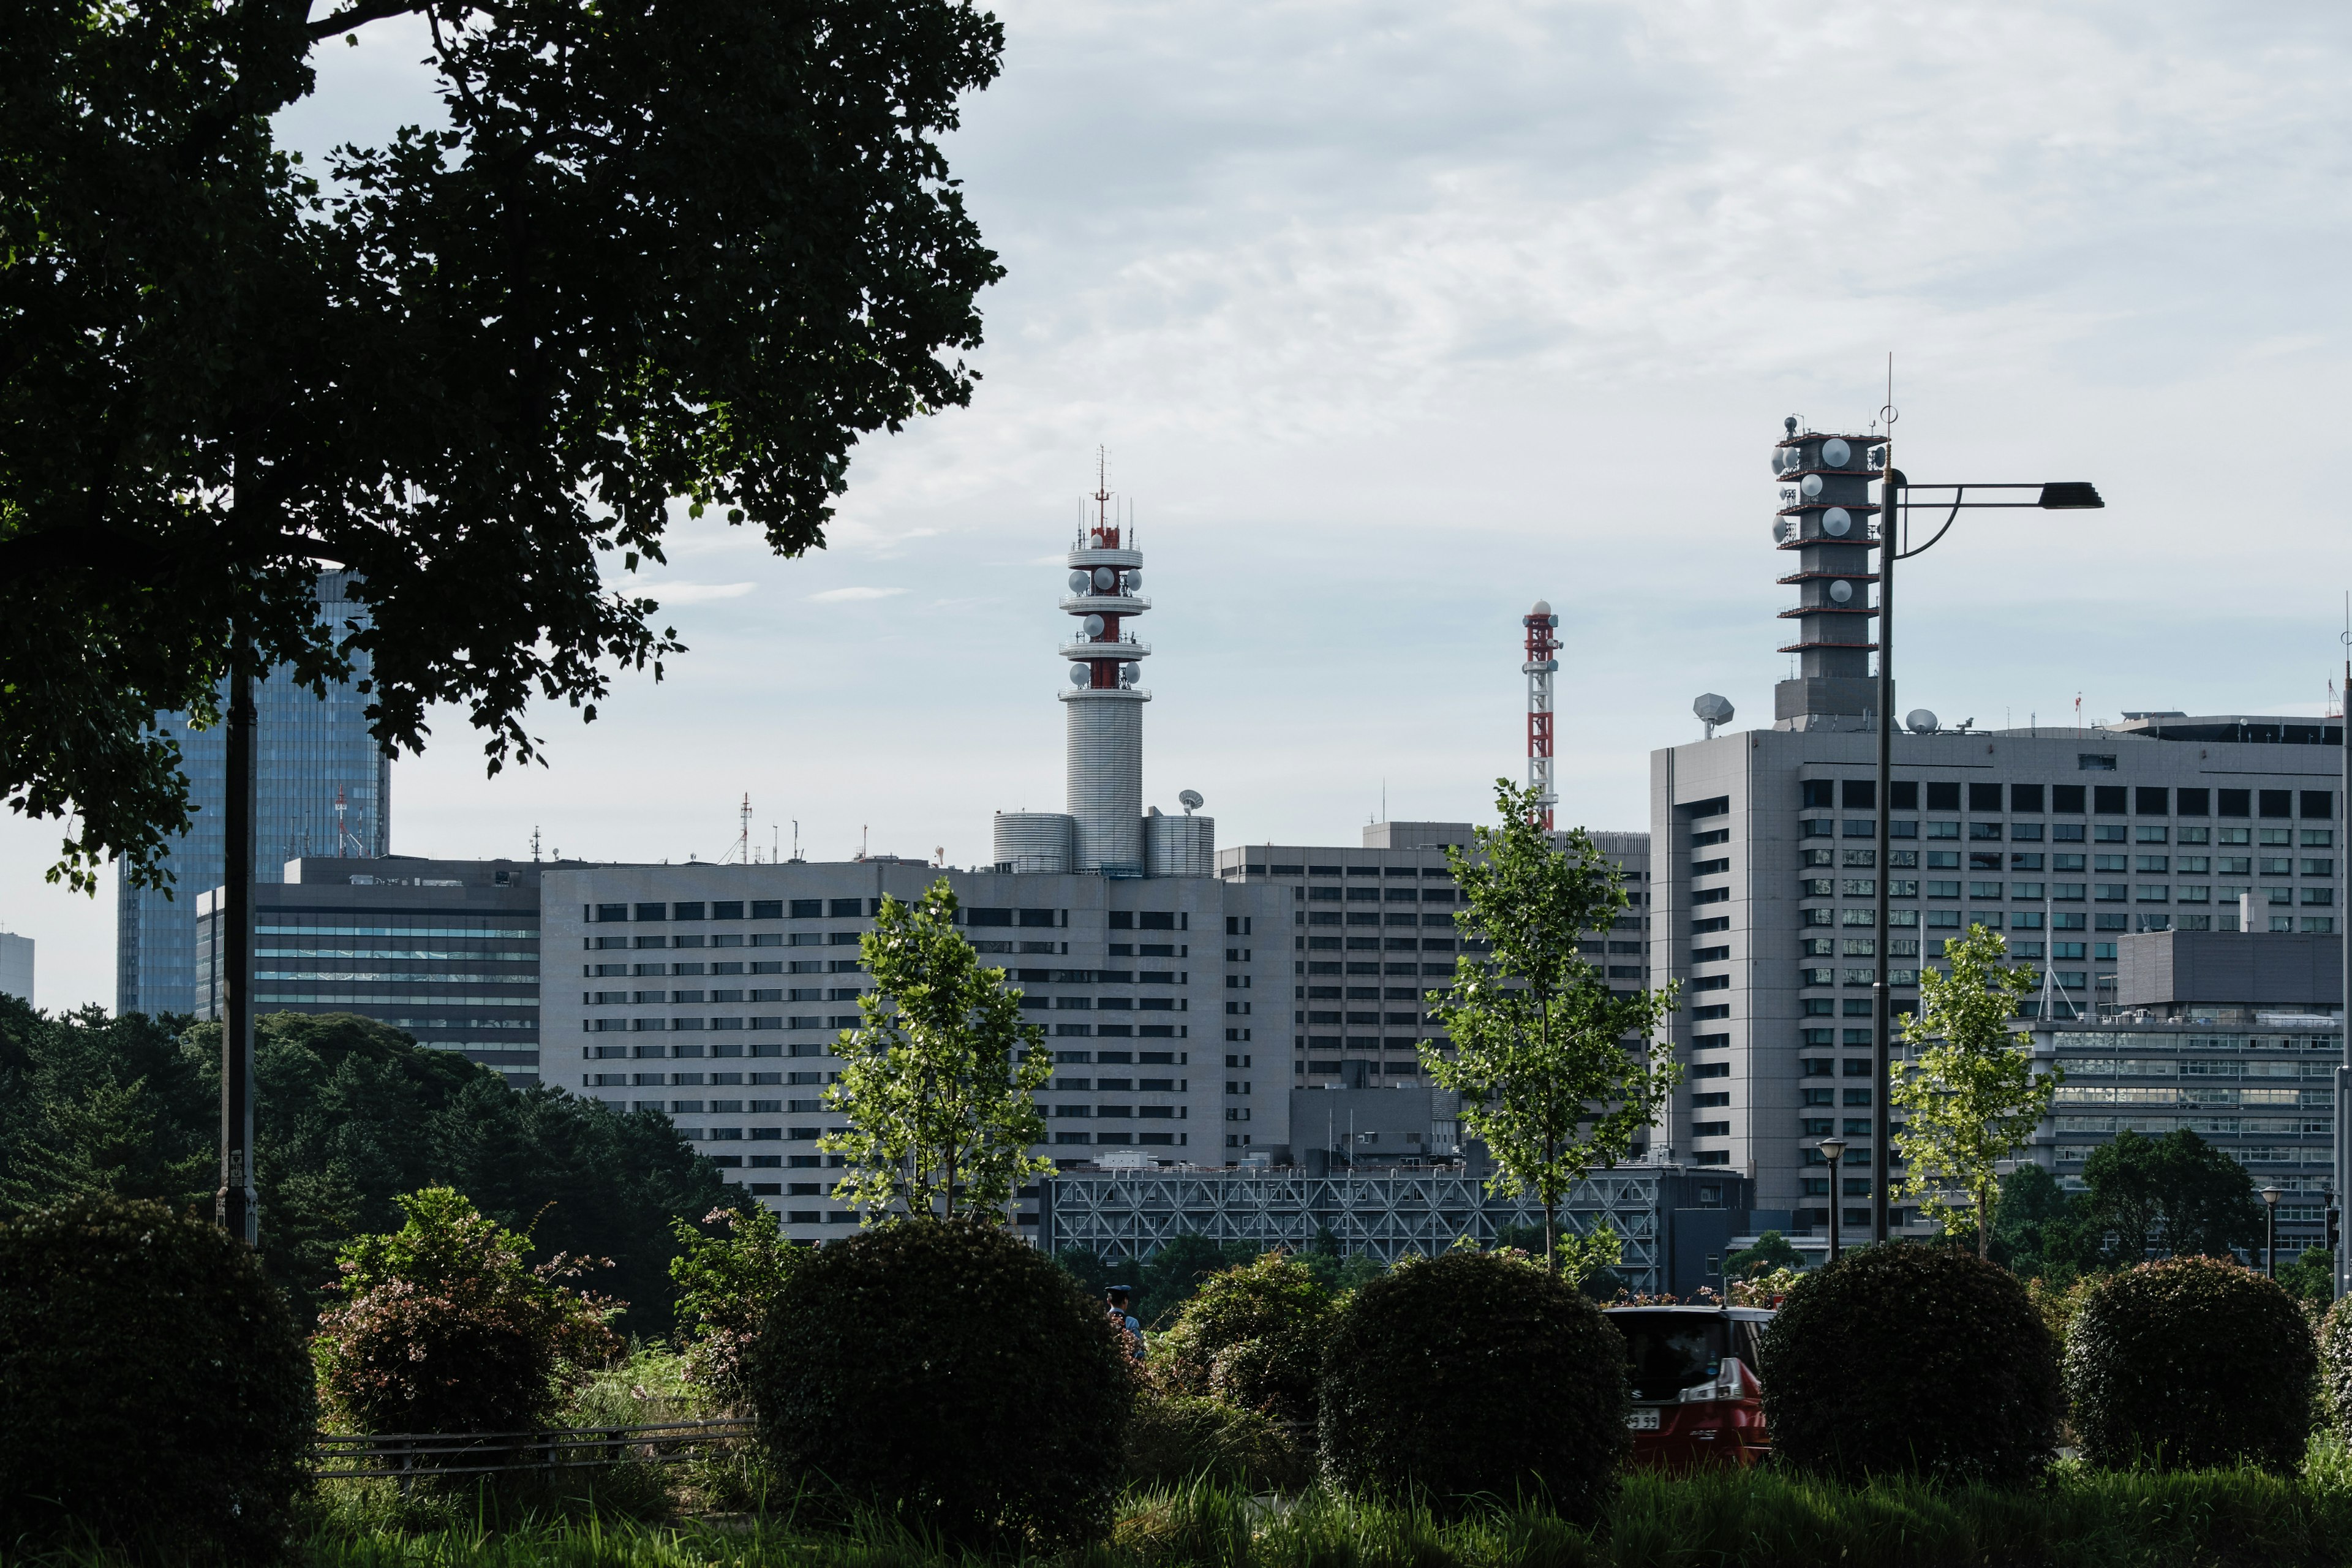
[[2263, 1185, 2282, 1278], [1819, 1136, 1849, 1264], [1869, 467, 2104, 1246]]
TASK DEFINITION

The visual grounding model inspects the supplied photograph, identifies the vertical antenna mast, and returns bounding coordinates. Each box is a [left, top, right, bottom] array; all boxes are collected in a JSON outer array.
[[1523, 601, 1562, 830]]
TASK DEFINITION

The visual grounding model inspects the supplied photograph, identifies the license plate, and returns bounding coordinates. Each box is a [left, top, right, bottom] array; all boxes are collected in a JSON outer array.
[[1627, 1408, 1661, 1431]]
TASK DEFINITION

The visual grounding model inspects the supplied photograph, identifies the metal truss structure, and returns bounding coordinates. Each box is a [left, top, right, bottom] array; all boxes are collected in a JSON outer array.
[[1038, 1167, 1667, 1293]]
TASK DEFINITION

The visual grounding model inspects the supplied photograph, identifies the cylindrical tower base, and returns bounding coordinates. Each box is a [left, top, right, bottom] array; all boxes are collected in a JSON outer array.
[[1061, 688, 1147, 875], [992, 812, 1076, 873], [1145, 811, 1215, 878]]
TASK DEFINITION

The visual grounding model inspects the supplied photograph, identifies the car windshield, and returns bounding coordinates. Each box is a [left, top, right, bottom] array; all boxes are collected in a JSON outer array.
[[1612, 1311, 1730, 1403]]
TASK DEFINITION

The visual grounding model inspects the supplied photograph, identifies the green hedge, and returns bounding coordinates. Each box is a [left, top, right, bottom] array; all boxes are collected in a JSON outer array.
[[1151, 1250, 1334, 1425], [0, 1194, 315, 1559]]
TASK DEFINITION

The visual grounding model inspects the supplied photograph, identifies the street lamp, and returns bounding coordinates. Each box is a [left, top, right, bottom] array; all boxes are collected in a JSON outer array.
[[1869, 466, 2105, 1246], [2263, 1185, 2282, 1278], [1819, 1137, 1849, 1264]]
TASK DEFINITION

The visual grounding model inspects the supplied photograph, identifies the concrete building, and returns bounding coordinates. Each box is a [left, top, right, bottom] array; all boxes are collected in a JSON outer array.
[[196, 855, 542, 1081], [0, 932, 31, 1005], [1645, 417, 2344, 1238], [120, 571, 391, 1016]]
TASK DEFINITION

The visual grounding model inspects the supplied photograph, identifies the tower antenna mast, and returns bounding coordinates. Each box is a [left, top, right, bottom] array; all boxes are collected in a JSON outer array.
[[1523, 601, 1562, 830]]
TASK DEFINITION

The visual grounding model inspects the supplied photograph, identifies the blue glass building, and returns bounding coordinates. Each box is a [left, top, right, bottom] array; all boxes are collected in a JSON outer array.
[[115, 571, 391, 1016]]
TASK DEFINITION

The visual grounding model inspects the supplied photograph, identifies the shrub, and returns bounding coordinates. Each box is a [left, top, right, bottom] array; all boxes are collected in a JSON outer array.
[[2068, 1256, 2315, 1472], [312, 1187, 622, 1436], [748, 1218, 1132, 1548], [670, 1204, 801, 1403], [1123, 1395, 1311, 1493], [1316, 1250, 1626, 1521], [0, 1194, 315, 1559], [2327, 1295, 2352, 1444], [1760, 1243, 2059, 1485], [1152, 1251, 1335, 1423]]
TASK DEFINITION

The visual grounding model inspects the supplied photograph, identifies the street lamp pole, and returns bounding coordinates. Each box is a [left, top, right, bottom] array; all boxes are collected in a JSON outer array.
[[2263, 1185, 2282, 1279], [1820, 1136, 1849, 1262]]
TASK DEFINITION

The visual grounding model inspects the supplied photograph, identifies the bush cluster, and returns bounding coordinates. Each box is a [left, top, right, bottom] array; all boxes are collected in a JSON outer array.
[[0, 1194, 315, 1559], [1760, 1244, 2059, 1485], [2066, 1256, 2315, 1472], [1317, 1250, 1626, 1522], [749, 1218, 1132, 1548], [1151, 1250, 1335, 1425], [2324, 1295, 2352, 1443], [1123, 1395, 1312, 1493]]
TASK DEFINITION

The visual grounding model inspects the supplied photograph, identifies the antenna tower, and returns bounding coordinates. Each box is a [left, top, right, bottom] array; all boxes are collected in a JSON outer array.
[[1523, 601, 1562, 830], [729, 794, 753, 865]]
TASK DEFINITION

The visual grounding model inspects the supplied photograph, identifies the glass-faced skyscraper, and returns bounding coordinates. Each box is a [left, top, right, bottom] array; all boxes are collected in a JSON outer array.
[[115, 570, 391, 1016]]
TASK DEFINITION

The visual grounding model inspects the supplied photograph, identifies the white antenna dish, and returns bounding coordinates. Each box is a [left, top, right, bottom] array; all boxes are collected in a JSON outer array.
[[1773, 518, 1795, 543], [1178, 789, 1205, 813], [1091, 566, 1117, 591], [1068, 570, 1090, 594], [1822, 507, 1852, 537], [1906, 709, 1940, 734], [1822, 437, 1852, 467], [1068, 664, 1090, 687], [1800, 473, 1825, 499], [1123, 570, 1142, 592], [1082, 612, 1106, 638], [1692, 693, 1734, 738], [1829, 579, 1854, 604]]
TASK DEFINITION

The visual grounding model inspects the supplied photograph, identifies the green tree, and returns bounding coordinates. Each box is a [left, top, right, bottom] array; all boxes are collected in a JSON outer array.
[[670, 1204, 802, 1400], [1724, 1229, 1804, 1280], [1420, 779, 1680, 1273], [822, 880, 1054, 1223], [4, 0, 1005, 891], [2078, 1128, 2264, 1263], [1136, 1234, 1262, 1325], [2278, 1246, 2337, 1306], [1991, 1160, 2092, 1280], [1891, 923, 2057, 1257]]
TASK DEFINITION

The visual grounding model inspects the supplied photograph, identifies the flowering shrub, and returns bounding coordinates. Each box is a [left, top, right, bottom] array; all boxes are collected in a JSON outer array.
[[669, 1204, 801, 1401], [312, 1187, 621, 1435], [1150, 1251, 1335, 1425]]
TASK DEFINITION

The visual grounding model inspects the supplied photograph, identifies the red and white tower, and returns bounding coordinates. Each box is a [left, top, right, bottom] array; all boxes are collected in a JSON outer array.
[[1060, 462, 1150, 874], [1523, 600, 1561, 830]]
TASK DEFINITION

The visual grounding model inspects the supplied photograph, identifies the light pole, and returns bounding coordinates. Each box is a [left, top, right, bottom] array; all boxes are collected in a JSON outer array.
[[2263, 1185, 2282, 1279], [1819, 1136, 1849, 1263], [1869, 466, 2104, 1246]]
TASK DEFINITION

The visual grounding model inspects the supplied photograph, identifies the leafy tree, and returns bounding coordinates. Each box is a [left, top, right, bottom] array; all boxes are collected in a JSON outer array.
[[1725, 1229, 1804, 1280], [1299, 1229, 1388, 1297], [1136, 1234, 1261, 1325], [1056, 1244, 1118, 1300], [1991, 1160, 2090, 1280], [822, 880, 1054, 1222], [669, 1204, 802, 1401], [0, 1000, 212, 1212], [1420, 779, 1680, 1272], [2279, 1246, 2338, 1307], [2078, 1128, 2263, 1263], [3, 0, 1005, 891], [1892, 923, 2057, 1257]]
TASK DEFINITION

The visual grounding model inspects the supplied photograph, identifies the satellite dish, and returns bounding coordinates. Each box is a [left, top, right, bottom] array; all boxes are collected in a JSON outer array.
[[1773, 518, 1794, 543], [1828, 579, 1854, 604], [1178, 789, 1205, 813], [1822, 507, 1852, 537], [1123, 570, 1142, 592], [1772, 448, 1794, 474], [1082, 613, 1106, 638], [1118, 662, 1140, 685], [1822, 437, 1852, 467], [1068, 570, 1090, 594], [1800, 473, 1825, 499], [1906, 709, 1940, 735], [1092, 566, 1117, 591], [1692, 693, 1734, 725], [1068, 664, 1090, 687]]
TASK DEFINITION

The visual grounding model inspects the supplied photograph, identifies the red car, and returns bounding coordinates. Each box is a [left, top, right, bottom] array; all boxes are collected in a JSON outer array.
[[1605, 1305, 1776, 1469]]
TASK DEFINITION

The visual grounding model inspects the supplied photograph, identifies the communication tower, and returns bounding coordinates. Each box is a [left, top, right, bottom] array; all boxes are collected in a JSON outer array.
[[1771, 418, 1887, 730], [1523, 601, 1561, 830]]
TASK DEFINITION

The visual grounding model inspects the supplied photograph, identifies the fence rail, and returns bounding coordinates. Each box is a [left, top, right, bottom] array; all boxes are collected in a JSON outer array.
[[311, 1417, 754, 1481]]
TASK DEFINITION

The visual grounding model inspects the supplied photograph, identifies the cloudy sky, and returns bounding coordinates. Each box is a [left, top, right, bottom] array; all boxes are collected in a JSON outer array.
[[7, 1, 2350, 1009]]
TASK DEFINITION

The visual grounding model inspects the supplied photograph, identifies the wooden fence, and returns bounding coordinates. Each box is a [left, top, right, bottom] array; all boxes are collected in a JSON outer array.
[[311, 1417, 755, 1486]]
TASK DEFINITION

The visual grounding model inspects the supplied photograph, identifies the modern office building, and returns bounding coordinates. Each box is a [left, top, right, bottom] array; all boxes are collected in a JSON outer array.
[[0, 932, 31, 1005], [119, 571, 391, 1016], [1645, 418, 2345, 1238], [195, 855, 541, 1081]]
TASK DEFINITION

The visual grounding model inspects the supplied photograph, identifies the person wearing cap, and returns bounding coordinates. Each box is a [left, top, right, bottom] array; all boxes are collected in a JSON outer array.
[[1106, 1286, 1145, 1362]]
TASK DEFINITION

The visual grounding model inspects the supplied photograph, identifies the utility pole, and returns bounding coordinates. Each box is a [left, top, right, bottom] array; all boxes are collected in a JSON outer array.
[[217, 647, 259, 1245]]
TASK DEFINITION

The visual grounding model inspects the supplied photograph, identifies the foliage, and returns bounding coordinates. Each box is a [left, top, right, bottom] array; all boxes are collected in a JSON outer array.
[[2065, 1255, 2316, 1472], [2025, 1272, 2104, 1354], [1760, 1242, 2060, 1485], [1057, 1243, 1120, 1300], [1989, 1161, 2084, 1280], [1150, 1251, 1337, 1425], [1137, 1234, 1276, 1325], [1298, 1228, 1389, 1298], [821, 881, 1054, 1221], [1723, 1228, 1804, 1280], [2, 0, 1005, 892], [0, 1194, 314, 1559], [748, 1217, 1132, 1548], [1123, 1396, 1313, 1493], [2076, 1128, 2266, 1264], [2324, 1294, 2352, 1445], [1319, 1250, 1627, 1522], [669, 1205, 802, 1402], [1728, 1265, 1805, 1306], [1422, 780, 1680, 1272], [0, 998, 213, 1215], [313, 1188, 623, 1437], [2282, 1245, 2340, 1308], [1893, 925, 2059, 1256]]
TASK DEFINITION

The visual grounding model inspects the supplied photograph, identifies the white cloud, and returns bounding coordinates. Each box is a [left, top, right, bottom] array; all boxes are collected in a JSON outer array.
[[805, 586, 910, 603]]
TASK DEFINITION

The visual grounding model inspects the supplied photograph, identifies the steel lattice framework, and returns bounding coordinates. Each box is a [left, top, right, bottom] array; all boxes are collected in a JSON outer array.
[[1039, 1168, 1667, 1292]]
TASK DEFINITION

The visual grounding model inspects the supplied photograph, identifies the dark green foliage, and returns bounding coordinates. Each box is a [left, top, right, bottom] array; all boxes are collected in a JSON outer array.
[[2067, 1256, 2316, 1472], [1152, 1252, 1336, 1424], [0, 1194, 315, 1558], [749, 1219, 1133, 1548], [1760, 1243, 2059, 1485], [1724, 1229, 1803, 1280], [1990, 1161, 2083, 1278], [1057, 1243, 1118, 1298], [2077, 1129, 2266, 1262], [671, 1204, 802, 1400], [2323, 1293, 2352, 1442], [1137, 1234, 1264, 1325], [2278, 1246, 2337, 1308], [1123, 1396, 1313, 1493], [1317, 1251, 1626, 1522], [0, 998, 213, 1213]]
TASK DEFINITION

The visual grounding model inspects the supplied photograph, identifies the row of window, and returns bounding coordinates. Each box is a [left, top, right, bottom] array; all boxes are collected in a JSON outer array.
[[1042, 1077, 1185, 1091], [1801, 780, 2334, 818], [1807, 881, 2332, 903], [1302, 888, 1458, 903], [1302, 912, 1461, 927], [1302, 1011, 1430, 1025], [586, 1014, 860, 1031], [1261, 865, 1454, 878], [1811, 840, 2329, 872], [1300, 959, 1458, 975], [1795, 820, 2343, 845]]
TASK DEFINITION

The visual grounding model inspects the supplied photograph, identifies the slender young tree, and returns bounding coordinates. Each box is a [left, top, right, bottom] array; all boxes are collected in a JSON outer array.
[[1419, 779, 1681, 1273], [821, 881, 1054, 1223], [1891, 922, 2060, 1257]]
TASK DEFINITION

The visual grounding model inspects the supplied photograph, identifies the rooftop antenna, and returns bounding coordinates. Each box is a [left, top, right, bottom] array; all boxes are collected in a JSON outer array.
[[791, 820, 802, 863], [531, 825, 541, 863], [730, 793, 753, 865]]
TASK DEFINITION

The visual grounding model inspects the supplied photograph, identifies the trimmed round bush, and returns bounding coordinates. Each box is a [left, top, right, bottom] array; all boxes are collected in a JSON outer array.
[[749, 1218, 1132, 1548], [1760, 1244, 2059, 1484], [2066, 1256, 2315, 1472], [2323, 1294, 2352, 1443], [1317, 1251, 1626, 1520], [0, 1194, 315, 1559], [1153, 1251, 1333, 1425]]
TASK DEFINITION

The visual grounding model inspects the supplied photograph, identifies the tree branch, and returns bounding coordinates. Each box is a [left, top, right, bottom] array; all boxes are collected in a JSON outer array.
[[306, 0, 428, 40]]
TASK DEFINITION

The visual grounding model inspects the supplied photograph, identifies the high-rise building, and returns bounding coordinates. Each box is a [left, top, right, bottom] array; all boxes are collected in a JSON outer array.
[[117, 571, 390, 1016], [0, 932, 31, 1005]]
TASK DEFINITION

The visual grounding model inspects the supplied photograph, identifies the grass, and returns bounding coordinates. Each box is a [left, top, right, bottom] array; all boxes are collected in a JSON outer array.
[[10, 1440, 2352, 1568]]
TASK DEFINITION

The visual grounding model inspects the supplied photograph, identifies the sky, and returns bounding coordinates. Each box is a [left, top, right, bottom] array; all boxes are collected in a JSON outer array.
[[7, 1, 2351, 1011]]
